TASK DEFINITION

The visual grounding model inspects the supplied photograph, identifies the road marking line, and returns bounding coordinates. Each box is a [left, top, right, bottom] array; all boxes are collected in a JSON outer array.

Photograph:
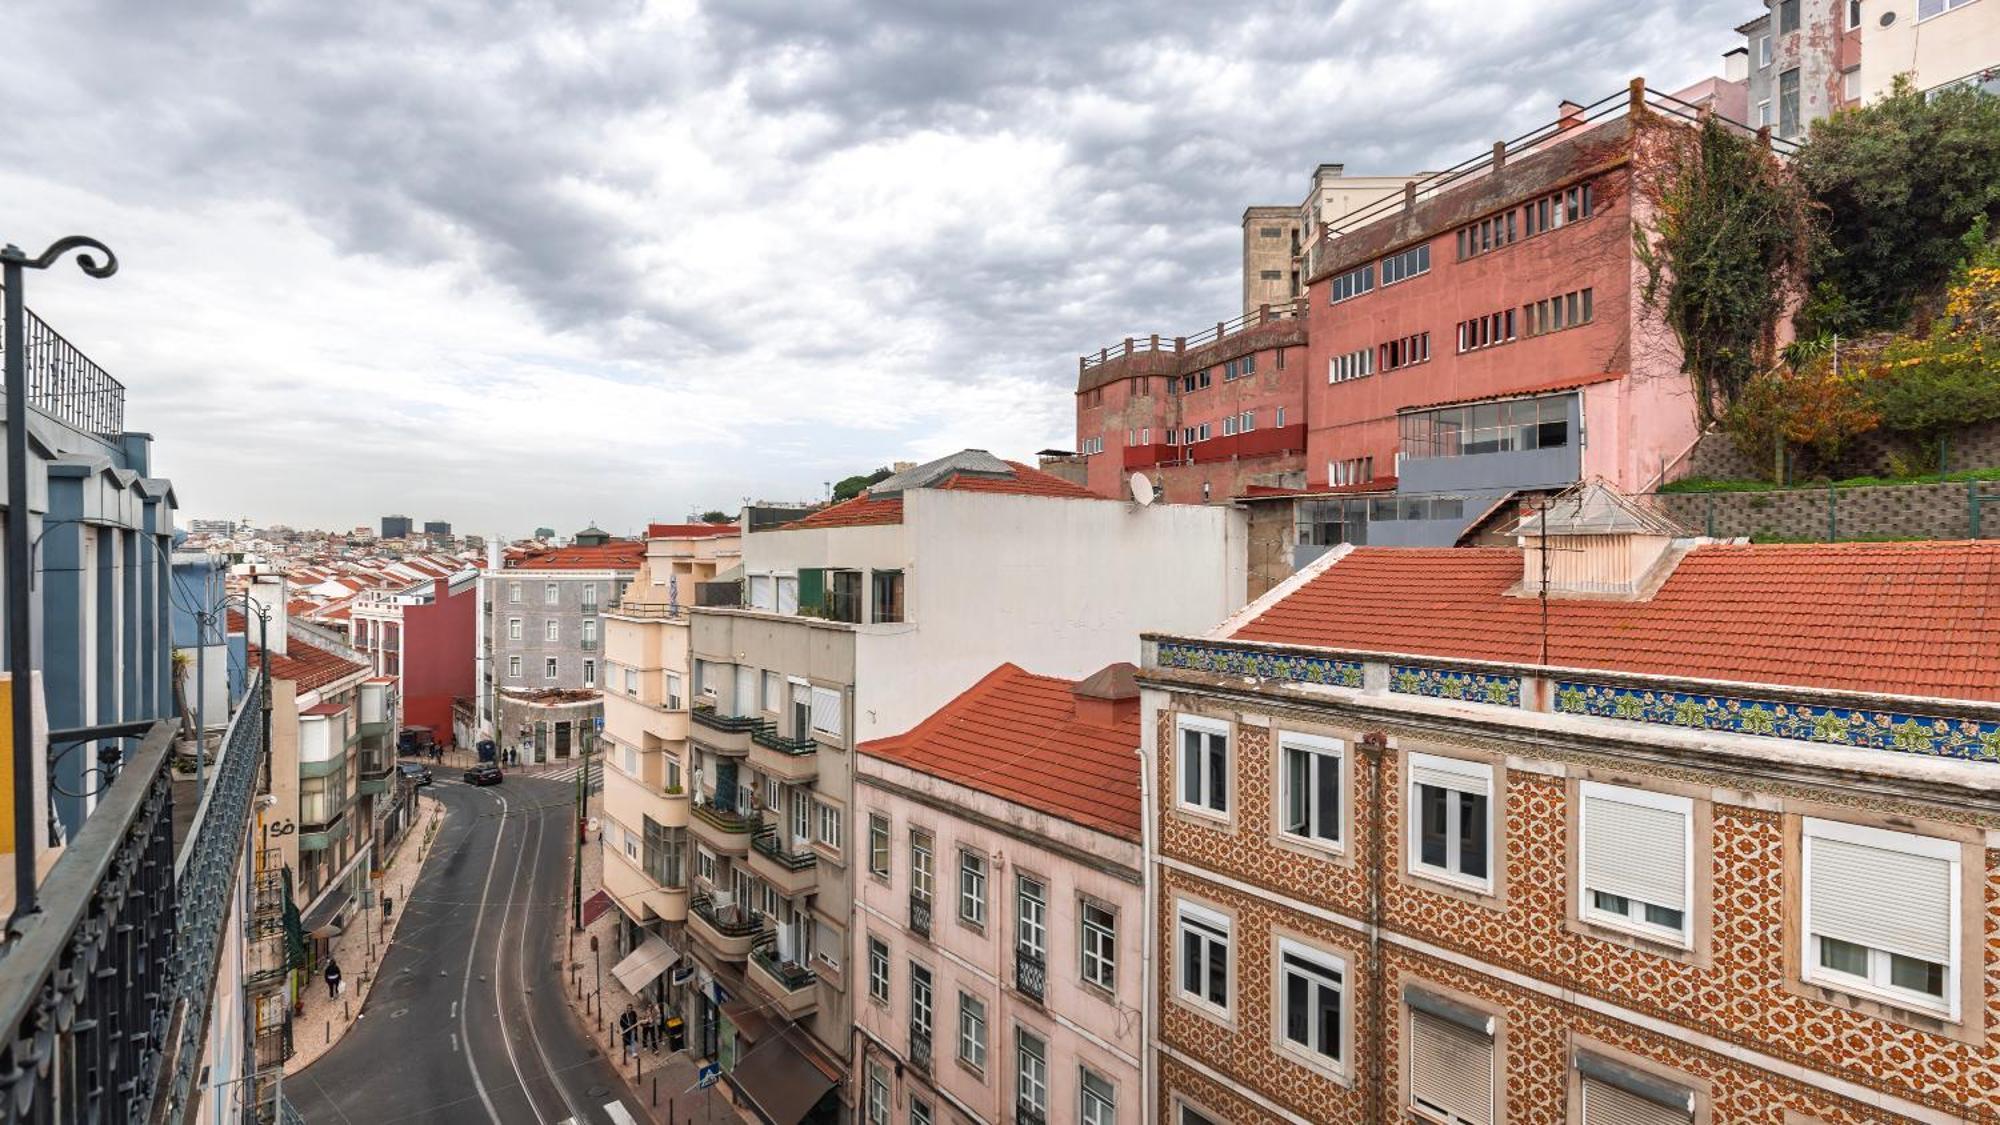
[[512, 798, 589, 1124], [603, 1101, 639, 1125], [457, 789, 510, 1124]]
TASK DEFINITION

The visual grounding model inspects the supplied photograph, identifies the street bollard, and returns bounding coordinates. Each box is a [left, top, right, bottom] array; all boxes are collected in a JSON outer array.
[[652, 1077, 658, 1107], [325, 1021, 330, 1044]]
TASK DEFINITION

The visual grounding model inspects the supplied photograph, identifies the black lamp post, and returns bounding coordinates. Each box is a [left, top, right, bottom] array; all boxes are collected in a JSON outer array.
[[3, 236, 116, 929]]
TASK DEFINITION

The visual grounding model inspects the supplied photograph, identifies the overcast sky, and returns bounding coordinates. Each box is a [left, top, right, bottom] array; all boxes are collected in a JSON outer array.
[[5, 0, 1741, 539]]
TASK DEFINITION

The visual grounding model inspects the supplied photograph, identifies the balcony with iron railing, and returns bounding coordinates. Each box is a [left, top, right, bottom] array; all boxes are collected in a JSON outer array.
[[1017, 1100, 1048, 1125], [689, 701, 766, 755], [604, 599, 687, 620], [1015, 945, 1047, 1003], [908, 1025, 932, 1072], [749, 829, 818, 896], [688, 892, 763, 959], [747, 939, 818, 1018], [0, 297, 127, 437], [749, 725, 818, 782], [0, 672, 269, 1125], [909, 893, 933, 939], [689, 798, 759, 854]]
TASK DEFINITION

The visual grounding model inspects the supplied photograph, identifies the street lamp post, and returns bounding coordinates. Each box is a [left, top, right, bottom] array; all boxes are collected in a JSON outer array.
[[3, 235, 116, 929]]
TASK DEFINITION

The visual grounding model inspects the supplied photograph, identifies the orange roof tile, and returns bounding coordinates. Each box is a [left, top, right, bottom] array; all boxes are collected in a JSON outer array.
[[861, 664, 1141, 840], [1228, 541, 2000, 702], [787, 461, 1097, 530], [505, 541, 645, 571], [647, 522, 736, 538], [246, 635, 371, 695], [1399, 372, 1621, 414]]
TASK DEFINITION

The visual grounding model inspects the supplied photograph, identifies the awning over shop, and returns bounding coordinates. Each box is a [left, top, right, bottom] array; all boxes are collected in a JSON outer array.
[[610, 935, 679, 994], [729, 1027, 838, 1125], [301, 886, 351, 939]]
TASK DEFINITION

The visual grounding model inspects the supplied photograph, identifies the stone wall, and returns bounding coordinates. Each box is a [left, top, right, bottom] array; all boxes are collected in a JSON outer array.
[[1682, 417, 2000, 483], [1650, 479, 1999, 541]]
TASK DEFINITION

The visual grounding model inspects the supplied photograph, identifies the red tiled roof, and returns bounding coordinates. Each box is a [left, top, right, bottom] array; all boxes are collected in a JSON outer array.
[[788, 462, 1098, 530], [245, 635, 371, 695], [1228, 542, 2000, 702], [1398, 372, 1621, 414], [861, 664, 1141, 840], [300, 702, 347, 717], [647, 522, 735, 538], [505, 541, 645, 571]]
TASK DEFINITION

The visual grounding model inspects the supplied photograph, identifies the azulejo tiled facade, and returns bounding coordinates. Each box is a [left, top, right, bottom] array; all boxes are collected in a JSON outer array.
[[1154, 640, 1364, 689], [1554, 679, 2000, 762], [1389, 663, 1522, 707], [1146, 686, 2000, 1124]]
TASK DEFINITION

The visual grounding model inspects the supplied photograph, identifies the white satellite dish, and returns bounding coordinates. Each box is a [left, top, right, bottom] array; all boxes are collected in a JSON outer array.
[[1130, 473, 1156, 507]]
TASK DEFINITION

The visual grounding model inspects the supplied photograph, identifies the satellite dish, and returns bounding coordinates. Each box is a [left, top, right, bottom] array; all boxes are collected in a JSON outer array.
[[1130, 473, 1156, 507]]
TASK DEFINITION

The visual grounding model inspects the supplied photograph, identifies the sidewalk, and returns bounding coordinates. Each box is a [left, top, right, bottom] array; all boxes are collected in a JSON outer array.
[[563, 810, 748, 1125], [289, 792, 446, 1071]]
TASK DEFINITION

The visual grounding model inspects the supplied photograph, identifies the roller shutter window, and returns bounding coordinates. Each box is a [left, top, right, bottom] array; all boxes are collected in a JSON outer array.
[[1580, 1077, 1689, 1125], [1408, 753, 1493, 888], [1803, 818, 1958, 1011], [1408, 1008, 1494, 1125], [810, 686, 842, 737], [1580, 783, 1692, 942]]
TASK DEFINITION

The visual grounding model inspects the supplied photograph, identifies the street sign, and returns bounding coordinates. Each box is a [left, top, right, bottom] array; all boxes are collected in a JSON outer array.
[[594, 716, 603, 731], [696, 1063, 720, 1089]]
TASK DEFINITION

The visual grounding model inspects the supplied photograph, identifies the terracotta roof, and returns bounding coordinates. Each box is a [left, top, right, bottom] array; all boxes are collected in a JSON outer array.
[[245, 635, 370, 695], [1398, 372, 1622, 414], [647, 522, 735, 539], [787, 461, 1098, 530], [1227, 541, 2000, 702], [299, 702, 347, 717], [861, 664, 1141, 840], [505, 541, 644, 571]]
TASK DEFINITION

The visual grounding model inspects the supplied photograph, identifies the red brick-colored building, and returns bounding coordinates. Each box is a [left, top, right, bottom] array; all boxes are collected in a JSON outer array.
[[1139, 488, 2000, 1124], [352, 567, 479, 747]]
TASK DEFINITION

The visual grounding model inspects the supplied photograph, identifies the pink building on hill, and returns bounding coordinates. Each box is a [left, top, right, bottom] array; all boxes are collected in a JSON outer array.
[[854, 662, 1146, 1125]]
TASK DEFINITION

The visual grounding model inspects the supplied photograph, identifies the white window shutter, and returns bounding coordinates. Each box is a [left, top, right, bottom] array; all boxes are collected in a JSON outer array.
[[1408, 1010, 1493, 1125], [1408, 754, 1491, 799], [1808, 835, 1954, 965], [811, 687, 842, 737], [1582, 792, 1688, 911], [1580, 1078, 1689, 1125]]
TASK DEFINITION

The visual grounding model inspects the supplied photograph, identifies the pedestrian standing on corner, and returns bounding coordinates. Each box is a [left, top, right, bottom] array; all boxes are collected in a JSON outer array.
[[619, 1006, 639, 1060], [323, 956, 343, 999], [639, 1002, 657, 1052]]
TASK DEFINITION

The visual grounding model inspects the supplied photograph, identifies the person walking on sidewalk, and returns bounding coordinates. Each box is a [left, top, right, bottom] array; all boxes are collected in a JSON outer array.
[[323, 957, 343, 999]]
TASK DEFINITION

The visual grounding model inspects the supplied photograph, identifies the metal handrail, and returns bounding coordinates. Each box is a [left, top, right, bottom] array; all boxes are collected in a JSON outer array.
[[750, 940, 816, 990], [0, 719, 176, 1123], [1080, 300, 1307, 371], [0, 295, 126, 437], [690, 801, 759, 834], [752, 829, 818, 870], [691, 702, 769, 735], [751, 726, 816, 755], [690, 892, 763, 937]]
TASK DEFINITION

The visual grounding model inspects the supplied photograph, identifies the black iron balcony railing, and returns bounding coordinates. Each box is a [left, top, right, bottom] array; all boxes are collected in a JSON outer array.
[[752, 829, 818, 870], [1015, 945, 1047, 1003], [580, 639, 598, 653], [163, 677, 270, 1116], [1017, 1099, 1048, 1125], [0, 719, 177, 1123], [691, 801, 759, 835], [690, 892, 763, 937], [909, 893, 932, 938], [691, 701, 769, 735], [605, 600, 685, 619], [2, 300, 126, 436], [908, 1025, 932, 1071], [752, 726, 816, 755], [751, 941, 816, 991]]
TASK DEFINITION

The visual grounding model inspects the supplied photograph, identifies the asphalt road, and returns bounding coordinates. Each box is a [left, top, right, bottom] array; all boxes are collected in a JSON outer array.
[[289, 775, 641, 1125]]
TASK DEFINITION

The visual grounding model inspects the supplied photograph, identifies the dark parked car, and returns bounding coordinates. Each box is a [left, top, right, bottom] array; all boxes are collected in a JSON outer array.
[[397, 763, 433, 786], [463, 764, 504, 786]]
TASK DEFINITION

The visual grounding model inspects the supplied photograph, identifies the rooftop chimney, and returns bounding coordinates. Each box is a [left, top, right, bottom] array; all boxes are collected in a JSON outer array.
[[246, 568, 291, 655], [1557, 99, 1586, 131], [1722, 46, 1749, 83], [1072, 662, 1139, 729]]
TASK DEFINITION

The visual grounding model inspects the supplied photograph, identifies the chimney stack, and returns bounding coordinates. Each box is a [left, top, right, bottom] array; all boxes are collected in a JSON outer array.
[[1557, 100, 1586, 131], [246, 568, 291, 655], [1071, 662, 1140, 728]]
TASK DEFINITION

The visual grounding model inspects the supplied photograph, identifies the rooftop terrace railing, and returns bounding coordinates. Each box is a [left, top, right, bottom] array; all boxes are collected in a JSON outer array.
[[0, 295, 126, 438], [1080, 299, 1306, 373]]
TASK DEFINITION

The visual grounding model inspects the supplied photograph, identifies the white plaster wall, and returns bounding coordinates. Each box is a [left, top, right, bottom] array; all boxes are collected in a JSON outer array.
[[1862, 0, 2000, 99]]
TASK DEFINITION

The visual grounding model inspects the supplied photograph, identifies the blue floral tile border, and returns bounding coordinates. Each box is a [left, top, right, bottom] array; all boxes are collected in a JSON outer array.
[[1155, 641, 1364, 689], [1553, 680, 2000, 762], [1390, 665, 1523, 708]]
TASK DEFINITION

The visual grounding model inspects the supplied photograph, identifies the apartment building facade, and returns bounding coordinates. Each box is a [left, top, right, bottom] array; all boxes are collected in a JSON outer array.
[[1739, 0, 1998, 127], [478, 536, 642, 741], [854, 663, 1146, 1125], [597, 524, 742, 1012], [1860, 0, 2000, 99], [351, 567, 477, 746], [679, 451, 1247, 1122], [1141, 487, 2000, 1124], [1242, 164, 1425, 315]]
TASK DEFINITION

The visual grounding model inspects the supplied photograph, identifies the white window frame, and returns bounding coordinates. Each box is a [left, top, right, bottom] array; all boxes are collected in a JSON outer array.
[[866, 1061, 890, 1125], [1578, 782, 1694, 946], [1757, 34, 1771, 66], [815, 801, 843, 853], [1846, 0, 1861, 29], [1406, 752, 1495, 893], [544, 581, 559, 604], [1175, 899, 1232, 1019], [543, 657, 558, 681], [507, 656, 521, 679], [1757, 98, 1772, 126], [1079, 1067, 1116, 1125], [508, 581, 521, 603], [957, 992, 987, 1072], [507, 618, 522, 640], [1080, 900, 1116, 990], [868, 813, 891, 878], [867, 936, 891, 1004], [762, 670, 781, 712], [545, 619, 560, 642], [1175, 715, 1231, 818], [1275, 937, 1347, 1075], [1015, 1026, 1048, 1115], [665, 671, 683, 709], [1800, 817, 1961, 1019], [1278, 732, 1345, 852], [959, 849, 988, 927], [582, 659, 596, 687]]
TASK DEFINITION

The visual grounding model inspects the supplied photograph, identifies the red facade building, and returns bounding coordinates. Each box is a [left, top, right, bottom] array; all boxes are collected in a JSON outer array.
[[352, 568, 478, 747]]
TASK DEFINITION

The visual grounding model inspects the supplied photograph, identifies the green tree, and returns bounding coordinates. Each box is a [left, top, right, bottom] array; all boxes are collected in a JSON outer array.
[[1794, 78, 2000, 335], [1865, 255, 2000, 445], [832, 466, 892, 502], [698, 509, 731, 523]]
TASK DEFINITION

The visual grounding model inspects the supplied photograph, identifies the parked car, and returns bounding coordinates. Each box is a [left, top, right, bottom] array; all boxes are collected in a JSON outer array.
[[397, 762, 433, 787], [463, 764, 504, 786]]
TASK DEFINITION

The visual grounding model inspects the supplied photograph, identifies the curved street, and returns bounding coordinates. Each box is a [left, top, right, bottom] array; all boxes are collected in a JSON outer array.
[[289, 775, 640, 1125]]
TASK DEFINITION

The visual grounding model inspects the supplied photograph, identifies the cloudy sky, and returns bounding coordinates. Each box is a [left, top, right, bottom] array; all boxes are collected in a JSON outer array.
[[6, 0, 1741, 538]]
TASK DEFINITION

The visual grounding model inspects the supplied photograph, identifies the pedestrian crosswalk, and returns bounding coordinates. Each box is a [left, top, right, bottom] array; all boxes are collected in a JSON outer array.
[[557, 1101, 637, 1125], [537, 758, 603, 791]]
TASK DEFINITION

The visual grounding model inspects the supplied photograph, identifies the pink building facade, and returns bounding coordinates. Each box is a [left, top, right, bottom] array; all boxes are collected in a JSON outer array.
[[853, 664, 1146, 1125]]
